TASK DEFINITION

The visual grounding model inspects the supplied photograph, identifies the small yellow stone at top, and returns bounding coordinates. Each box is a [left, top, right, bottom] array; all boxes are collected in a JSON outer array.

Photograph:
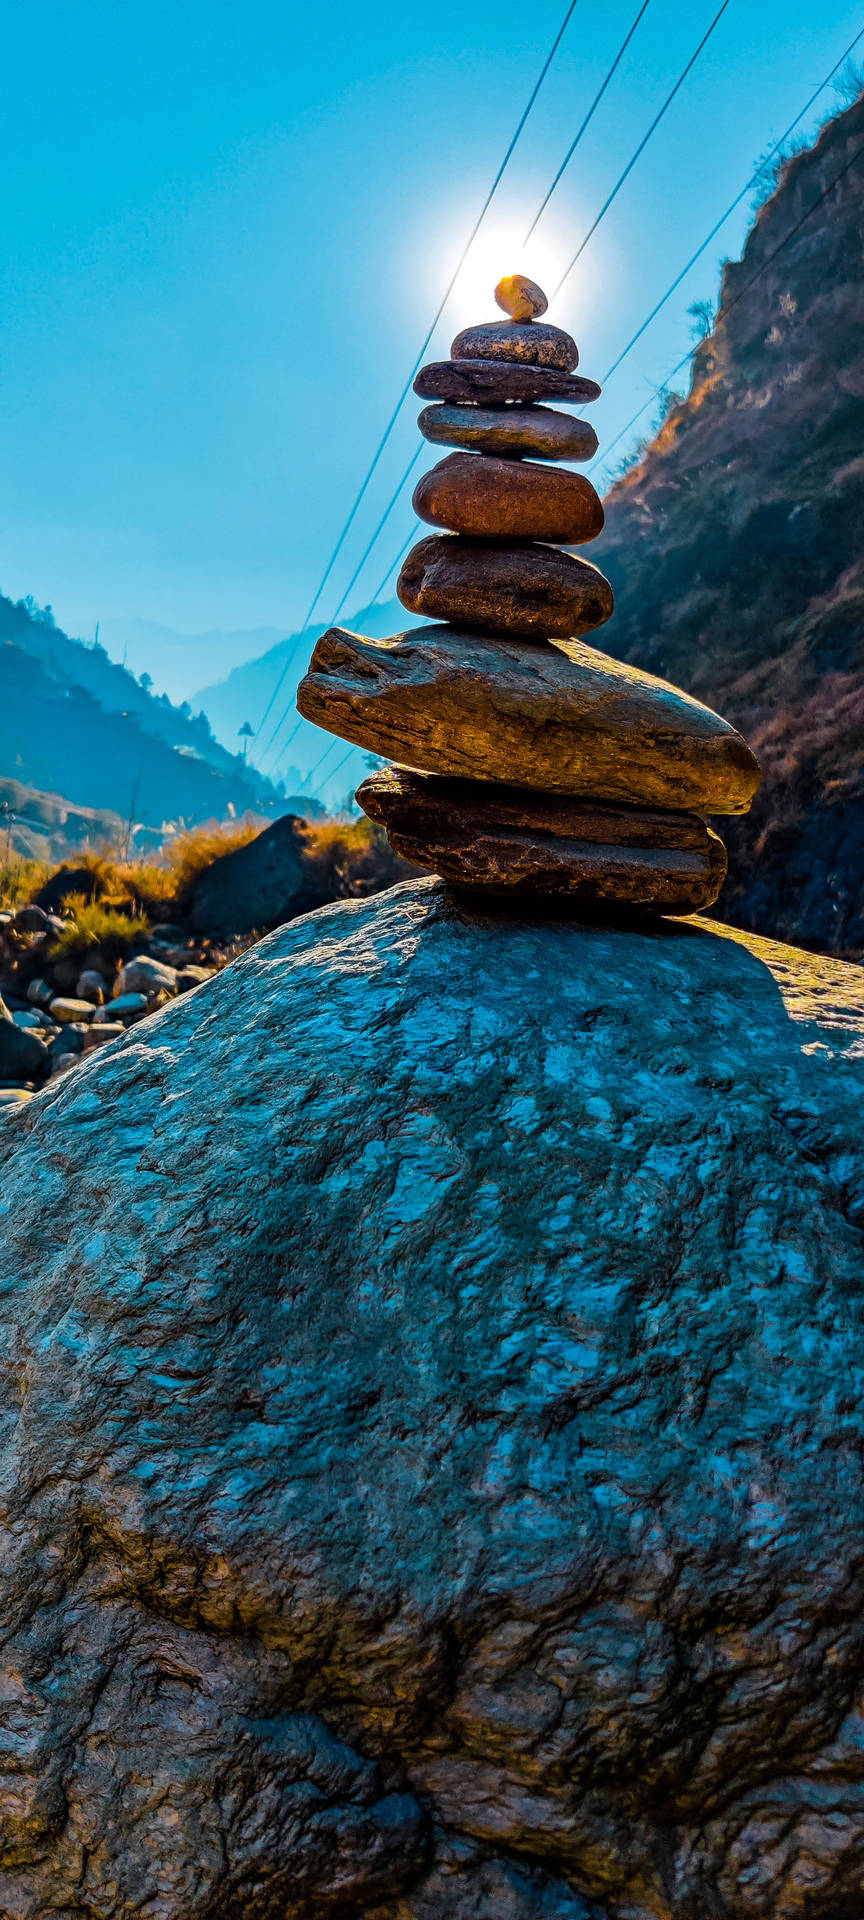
[[494, 274, 549, 321]]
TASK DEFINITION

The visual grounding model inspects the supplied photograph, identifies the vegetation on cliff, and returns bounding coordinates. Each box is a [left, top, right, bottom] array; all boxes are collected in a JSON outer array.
[[595, 90, 864, 956]]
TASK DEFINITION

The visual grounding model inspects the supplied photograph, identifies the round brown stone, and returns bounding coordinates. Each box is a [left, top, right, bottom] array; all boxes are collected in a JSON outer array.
[[412, 453, 604, 544], [357, 765, 728, 913], [414, 359, 601, 406], [418, 403, 599, 464], [450, 320, 578, 371], [494, 274, 547, 320], [397, 535, 614, 639]]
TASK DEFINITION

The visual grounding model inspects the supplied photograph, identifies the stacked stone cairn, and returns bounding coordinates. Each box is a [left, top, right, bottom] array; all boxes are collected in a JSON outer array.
[[298, 275, 761, 914]]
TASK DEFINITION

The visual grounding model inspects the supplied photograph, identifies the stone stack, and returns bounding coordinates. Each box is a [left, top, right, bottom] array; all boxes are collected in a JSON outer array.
[[298, 275, 761, 914]]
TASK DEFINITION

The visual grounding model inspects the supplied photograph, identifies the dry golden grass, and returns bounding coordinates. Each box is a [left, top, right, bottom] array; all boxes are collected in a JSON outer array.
[[158, 818, 264, 901], [0, 856, 50, 910]]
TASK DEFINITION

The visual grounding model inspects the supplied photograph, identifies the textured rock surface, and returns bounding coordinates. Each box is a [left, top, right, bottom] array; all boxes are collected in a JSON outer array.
[[451, 321, 579, 370], [397, 537, 614, 639], [357, 768, 727, 911], [1, 878, 864, 1919], [412, 454, 604, 545], [418, 403, 599, 464], [414, 360, 601, 406], [298, 624, 761, 813]]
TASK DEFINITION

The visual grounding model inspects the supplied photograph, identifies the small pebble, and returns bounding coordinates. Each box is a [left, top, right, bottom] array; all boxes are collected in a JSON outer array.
[[494, 273, 548, 320]]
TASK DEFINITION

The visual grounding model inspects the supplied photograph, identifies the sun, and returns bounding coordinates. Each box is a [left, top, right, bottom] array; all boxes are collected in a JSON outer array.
[[433, 212, 581, 338]]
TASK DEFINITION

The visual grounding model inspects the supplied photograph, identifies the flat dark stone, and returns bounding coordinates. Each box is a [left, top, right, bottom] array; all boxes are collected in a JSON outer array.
[[450, 320, 579, 371], [414, 359, 601, 406], [418, 402, 599, 463], [398, 534, 614, 639], [357, 765, 728, 913]]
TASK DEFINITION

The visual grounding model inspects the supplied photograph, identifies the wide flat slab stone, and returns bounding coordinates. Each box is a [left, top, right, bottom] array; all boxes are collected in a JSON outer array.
[[418, 401, 599, 463], [414, 359, 601, 406], [398, 535, 614, 639], [450, 320, 580, 370], [358, 766, 728, 912], [412, 453, 604, 544], [298, 624, 762, 814]]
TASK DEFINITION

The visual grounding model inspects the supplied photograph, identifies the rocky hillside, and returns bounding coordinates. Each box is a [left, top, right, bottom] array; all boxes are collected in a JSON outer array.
[[0, 591, 304, 831], [594, 92, 864, 957]]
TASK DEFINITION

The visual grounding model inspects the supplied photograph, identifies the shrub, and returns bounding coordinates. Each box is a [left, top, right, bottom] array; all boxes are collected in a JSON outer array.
[[47, 894, 150, 963]]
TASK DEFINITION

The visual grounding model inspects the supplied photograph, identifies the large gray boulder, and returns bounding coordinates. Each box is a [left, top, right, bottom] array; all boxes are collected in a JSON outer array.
[[1, 877, 863, 1920]]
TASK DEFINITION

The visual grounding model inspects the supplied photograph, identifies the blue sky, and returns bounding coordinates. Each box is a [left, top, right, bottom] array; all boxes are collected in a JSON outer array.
[[1, 0, 861, 647]]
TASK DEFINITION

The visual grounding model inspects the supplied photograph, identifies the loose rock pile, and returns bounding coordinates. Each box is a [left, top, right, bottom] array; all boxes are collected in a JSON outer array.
[[300, 275, 761, 913], [0, 903, 216, 1105]]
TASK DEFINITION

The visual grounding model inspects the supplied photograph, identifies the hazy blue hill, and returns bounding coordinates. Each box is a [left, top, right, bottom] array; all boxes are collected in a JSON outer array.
[[0, 592, 299, 832], [194, 597, 407, 752], [0, 593, 256, 781], [95, 615, 289, 705], [194, 596, 418, 805]]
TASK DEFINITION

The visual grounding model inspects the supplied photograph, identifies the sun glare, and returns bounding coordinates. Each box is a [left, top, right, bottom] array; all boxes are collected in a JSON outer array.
[[431, 213, 579, 338]]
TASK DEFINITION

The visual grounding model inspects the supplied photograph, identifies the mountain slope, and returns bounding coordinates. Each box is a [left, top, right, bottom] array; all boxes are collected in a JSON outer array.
[[0, 594, 296, 831], [95, 616, 289, 704], [593, 91, 864, 955], [195, 596, 417, 801]]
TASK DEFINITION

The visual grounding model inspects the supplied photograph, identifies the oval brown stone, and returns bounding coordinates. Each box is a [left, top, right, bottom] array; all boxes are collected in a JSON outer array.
[[418, 403, 599, 464], [450, 321, 578, 371], [397, 535, 613, 639], [414, 359, 601, 406], [357, 765, 728, 913], [412, 453, 604, 544], [495, 273, 548, 319]]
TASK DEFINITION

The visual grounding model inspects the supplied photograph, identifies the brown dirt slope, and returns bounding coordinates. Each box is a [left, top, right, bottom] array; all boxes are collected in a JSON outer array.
[[593, 92, 864, 956]]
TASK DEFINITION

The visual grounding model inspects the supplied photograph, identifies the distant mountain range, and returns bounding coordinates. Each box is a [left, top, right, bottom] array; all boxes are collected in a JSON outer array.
[[0, 591, 320, 839], [193, 596, 418, 805], [94, 616, 291, 705]]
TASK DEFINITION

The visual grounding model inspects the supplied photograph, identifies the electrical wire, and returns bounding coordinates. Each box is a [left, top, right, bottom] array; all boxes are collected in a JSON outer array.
[[551, 0, 732, 298], [589, 128, 864, 477], [287, 0, 729, 654], [596, 21, 864, 389], [523, 0, 652, 244], [269, 525, 419, 780], [358, 24, 864, 613], [252, 0, 581, 747]]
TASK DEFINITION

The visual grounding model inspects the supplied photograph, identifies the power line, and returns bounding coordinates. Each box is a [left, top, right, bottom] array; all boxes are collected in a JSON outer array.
[[269, 525, 420, 780], [297, 1, 730, 636], [252, 0, 581, 748], [309, 744, 359, 803], [590, 129, 864, 477], [264, 448, 425, 768], [596, 21, 864, 390], [551, 0, 732, 299], [524, 0, 652, 244], [300, 130, 864, 814], [329, 447, 423, 631], [332, 49, 864, 699]]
